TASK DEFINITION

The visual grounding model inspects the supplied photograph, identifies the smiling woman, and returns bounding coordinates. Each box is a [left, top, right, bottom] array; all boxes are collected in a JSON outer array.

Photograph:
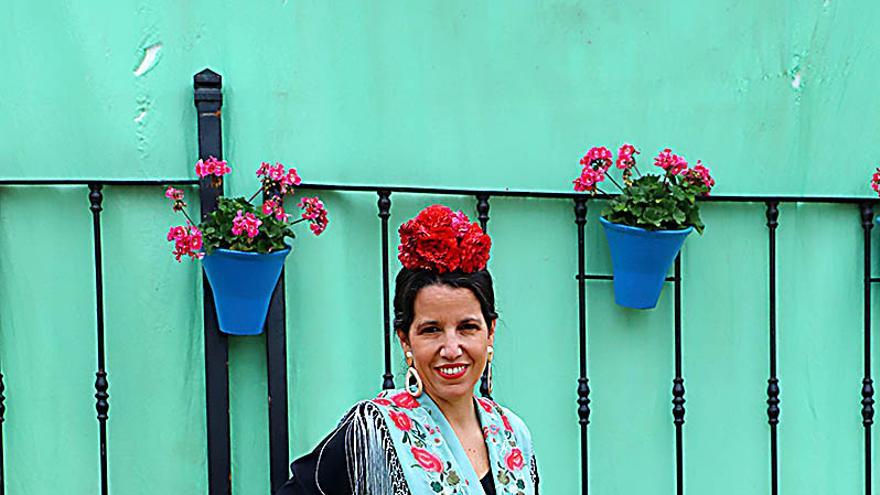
[[276, 205, 539, 495]]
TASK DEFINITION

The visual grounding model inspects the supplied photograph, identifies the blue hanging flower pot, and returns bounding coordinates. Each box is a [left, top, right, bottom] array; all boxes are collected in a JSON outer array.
[[202, 246, 290, 335], [599, 217, 692, 310]]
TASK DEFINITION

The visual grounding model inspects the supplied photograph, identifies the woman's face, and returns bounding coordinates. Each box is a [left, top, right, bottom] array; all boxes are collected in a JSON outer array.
[[398, 284, 495, 404]]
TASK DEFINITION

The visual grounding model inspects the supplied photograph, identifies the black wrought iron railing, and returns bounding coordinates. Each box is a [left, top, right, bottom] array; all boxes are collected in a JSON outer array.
[[1, 68, 879, 495]]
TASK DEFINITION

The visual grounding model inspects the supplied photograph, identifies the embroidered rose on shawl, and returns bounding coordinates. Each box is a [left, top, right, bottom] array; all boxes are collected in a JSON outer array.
[[372, 397, 393, 407], [505, 448, 525, 471], [502, 414, 513, 432], [411, 447, 444, 472], [391, 392, 420, 409], [477, 398, 494, 413], [389, 410, 412, 431]]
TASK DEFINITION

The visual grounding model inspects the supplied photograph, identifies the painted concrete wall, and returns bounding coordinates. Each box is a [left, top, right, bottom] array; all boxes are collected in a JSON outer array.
[[2, 1, 880, 494]]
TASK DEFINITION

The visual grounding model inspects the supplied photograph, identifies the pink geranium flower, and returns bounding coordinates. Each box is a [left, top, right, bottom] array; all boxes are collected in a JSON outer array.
[[231, 210, 262, 238], [298, 196, 329, 236], [195, 156, 231, 178], [580, 146, 613, 172], [872, 167, 880, 195], [616, 143, 639, 169], [654, 148, 688, 175], [168, 223, 204, 262], [572, 167, 605, 192]]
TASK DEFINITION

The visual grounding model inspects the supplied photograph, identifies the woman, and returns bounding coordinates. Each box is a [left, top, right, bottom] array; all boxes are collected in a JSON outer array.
[[277, 205, 539, 495]]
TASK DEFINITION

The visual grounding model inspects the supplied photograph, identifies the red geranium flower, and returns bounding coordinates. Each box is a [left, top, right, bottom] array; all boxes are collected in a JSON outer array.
[[411, 447, 444, 472], [390, 392, 419, 409], [389, 410, 412, 431], [505, 448, 525, 471]]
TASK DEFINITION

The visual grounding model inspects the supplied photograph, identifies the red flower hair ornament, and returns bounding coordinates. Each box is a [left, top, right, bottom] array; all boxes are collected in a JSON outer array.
[[397, 205, 492, 273]]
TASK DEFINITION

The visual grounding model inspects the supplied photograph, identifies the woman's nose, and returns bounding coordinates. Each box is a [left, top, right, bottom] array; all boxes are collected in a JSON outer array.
[[438, 331, 463, 360]]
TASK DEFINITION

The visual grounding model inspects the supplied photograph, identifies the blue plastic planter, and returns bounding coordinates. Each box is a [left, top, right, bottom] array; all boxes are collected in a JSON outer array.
[[599, 217, 693, 310], [202, 247, 290, 335]]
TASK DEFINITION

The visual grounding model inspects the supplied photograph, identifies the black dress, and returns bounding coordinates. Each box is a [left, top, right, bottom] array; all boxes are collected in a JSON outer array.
[[276, 418, 497, 495]]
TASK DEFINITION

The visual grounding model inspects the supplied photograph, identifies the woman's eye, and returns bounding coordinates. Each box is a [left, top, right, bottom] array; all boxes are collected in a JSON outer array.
[[421, 326, 440, 334], [460, 324, 480, 332]]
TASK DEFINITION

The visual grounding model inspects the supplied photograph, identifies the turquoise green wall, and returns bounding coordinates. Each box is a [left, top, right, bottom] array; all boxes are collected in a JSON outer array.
[[3, 1, 880, 494]]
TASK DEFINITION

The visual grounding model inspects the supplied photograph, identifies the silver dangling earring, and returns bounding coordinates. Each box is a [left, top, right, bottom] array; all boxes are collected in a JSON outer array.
[[405, 351, 423, 397], [486, 346, 494, 395]]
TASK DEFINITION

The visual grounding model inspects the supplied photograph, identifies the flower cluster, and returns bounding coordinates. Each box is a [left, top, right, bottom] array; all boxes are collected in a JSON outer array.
[[298, 196, 329, 236], [398, 205, 491, 273], [654, 148, 689, 175], [262, 198, 289, 222], [231, 210, 262, 238], [871, 167, 880, 195], [164, 158, 327, 258], [257, 161, 302, 195], [165, 186, 186, 212], [167, 223, 204, 262], [574, 143, 716, 233], [616, 144, 639, 170], [573, 146, 614, 192], [195, 156, 231, 178], [684, 160, 715, 190]]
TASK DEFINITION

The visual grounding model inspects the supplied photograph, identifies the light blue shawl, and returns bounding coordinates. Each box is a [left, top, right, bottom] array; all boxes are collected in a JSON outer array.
[[352, 388, 536, 495]]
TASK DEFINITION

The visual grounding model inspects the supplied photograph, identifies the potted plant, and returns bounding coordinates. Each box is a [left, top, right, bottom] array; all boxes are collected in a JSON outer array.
[[573, 144, 714, 309], [165, 157, 328, 334]]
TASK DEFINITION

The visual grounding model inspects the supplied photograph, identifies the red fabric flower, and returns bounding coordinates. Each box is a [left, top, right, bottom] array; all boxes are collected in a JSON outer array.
[[458, 223, 491, 273], [390, 392, 420, 409], [389, 410, 412, 431], [505, 448, 525, 471], [411, 447, 444, 472], [398, 205, 490, 273]]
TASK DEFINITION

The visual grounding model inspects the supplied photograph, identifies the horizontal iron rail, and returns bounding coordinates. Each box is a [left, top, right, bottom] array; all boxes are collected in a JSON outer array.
[[0, 179, 199, 186], [296, 182, 880, 204]]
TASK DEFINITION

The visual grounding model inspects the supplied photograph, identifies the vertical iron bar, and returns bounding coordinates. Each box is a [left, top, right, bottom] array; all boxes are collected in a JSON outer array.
[[476, 194, 490, 232], [476, 194, 492, 398], [265, 186, 290, 494], [672, 255, 685, 495], [862, 203, 875, 495], [0, 370, 5, 495], [765, 201, 780, 495], [194, 68, 231, 495], [378, 190, 395, 390], [574, 197, 590, 495], [88, 183, 110, 495]]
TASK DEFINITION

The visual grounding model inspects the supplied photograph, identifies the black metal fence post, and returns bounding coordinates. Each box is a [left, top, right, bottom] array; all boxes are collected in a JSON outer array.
[[265, 200, 290, 492], [194, 68, 231, 495], [765, 201, 780, 495], [672, 255, 685, 495], [476, 194, 492, 398], [573, 197, 591, 495], [0, 369, 5, 495], [861, 203, 875, 495], [88, 183, 110, 495], [378, 191, 395, 390]]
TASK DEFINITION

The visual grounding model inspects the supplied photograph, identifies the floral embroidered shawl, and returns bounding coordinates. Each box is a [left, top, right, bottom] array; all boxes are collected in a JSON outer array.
[[333, 388, 537, 495]]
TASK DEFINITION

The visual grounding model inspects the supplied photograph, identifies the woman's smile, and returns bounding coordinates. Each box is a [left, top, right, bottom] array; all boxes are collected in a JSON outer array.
[[435, 363, 470, 379]]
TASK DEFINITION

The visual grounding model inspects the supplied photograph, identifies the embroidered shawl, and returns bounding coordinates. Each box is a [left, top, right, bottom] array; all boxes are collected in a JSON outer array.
[[325, 389, 537, 495]]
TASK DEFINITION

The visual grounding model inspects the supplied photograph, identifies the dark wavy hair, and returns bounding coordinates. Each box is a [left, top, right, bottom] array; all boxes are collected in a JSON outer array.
[[393, 268, 498, 335]]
